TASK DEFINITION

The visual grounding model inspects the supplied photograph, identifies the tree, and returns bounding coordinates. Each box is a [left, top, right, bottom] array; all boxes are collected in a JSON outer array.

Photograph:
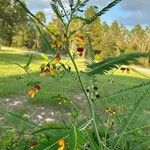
[[127, 24, 149, 66], [84, 6, 103, 59], [47, 18, 64, 36], [12, 22, 36, 49], [128, 24, 146, 51], [35, 11, 46, 24], [33, 11, 47, 50], [102, 21, 126, 57], [145, 26, 150, 66], [0, 0, 28, 46]]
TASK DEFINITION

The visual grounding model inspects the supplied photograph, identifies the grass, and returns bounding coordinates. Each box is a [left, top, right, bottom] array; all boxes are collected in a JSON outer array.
[[0, 48, 150, 140], [0, 48, 149, 106]]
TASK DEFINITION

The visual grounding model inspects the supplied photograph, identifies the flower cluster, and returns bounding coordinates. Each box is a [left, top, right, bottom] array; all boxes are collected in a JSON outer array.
[[27, 54, 62, 97], [40, 54, 61, 76], [73, 35, 85, 57], [27, 34, 85, 97], [105, 107, 116, 116], [28, 85, 41, 98]]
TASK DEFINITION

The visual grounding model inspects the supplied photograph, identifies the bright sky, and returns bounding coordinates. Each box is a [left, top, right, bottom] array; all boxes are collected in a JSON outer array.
[[26, 0, 150, 29]]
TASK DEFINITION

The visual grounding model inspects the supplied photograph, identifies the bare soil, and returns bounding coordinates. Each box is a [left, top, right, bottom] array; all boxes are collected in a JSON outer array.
[[0, 93, 88, 125]]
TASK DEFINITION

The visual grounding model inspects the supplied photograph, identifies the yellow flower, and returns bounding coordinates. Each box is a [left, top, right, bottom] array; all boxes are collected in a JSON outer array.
[[58, 139, 65, 150], [28, 85, 40, 98], [94, 54, 101, 61], [28, 88, 36, 98]]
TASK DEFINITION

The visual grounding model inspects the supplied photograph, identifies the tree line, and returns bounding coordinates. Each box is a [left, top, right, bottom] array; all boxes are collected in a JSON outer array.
[[0, 0, 149, 66]]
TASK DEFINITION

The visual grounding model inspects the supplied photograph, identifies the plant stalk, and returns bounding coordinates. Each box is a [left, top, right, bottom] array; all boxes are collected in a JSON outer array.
[[68, 51, 102, 148]]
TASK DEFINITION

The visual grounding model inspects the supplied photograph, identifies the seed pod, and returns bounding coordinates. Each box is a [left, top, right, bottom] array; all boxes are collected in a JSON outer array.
[[96, 94, 100, 98], [93, 86, 98, 90], [86, 89, 90, 93], [79, 9, 84, 12]]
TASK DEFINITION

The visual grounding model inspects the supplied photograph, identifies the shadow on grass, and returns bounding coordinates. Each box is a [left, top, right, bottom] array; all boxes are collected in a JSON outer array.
[[0, 71, 149, 125], [0, 70, 148, 104], [0, 71, 80, 107]]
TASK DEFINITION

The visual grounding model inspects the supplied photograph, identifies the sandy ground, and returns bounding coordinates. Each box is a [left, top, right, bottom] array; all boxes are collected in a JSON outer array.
[[0, 95, 71, 125], [0, 93, 88, 125]]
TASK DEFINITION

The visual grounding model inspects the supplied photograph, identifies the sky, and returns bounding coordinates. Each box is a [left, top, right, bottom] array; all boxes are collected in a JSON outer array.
[[26, 0, 150, 29]]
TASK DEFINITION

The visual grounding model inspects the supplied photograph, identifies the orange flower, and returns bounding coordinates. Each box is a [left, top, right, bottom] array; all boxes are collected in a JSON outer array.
[[54, 54, 61, 63], [58, 139, 65, 150], [28, 85, 40, 98], [40, 62, 58, 76], [43, 68, 50, 74], [28, 88, 36, 98]]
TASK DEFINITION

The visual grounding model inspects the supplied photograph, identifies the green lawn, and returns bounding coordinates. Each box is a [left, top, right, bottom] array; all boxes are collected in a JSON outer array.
[[0, 48, 149, 106], [0, 47, 150, 132]]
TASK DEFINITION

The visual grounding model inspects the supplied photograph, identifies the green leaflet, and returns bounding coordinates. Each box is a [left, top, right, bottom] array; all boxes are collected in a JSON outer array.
[[5, 111, 37, 128], [27, 81, 41, 87], [25, 54, 33, 68], [87, 52, 149, 75], [84, 0, 123, 24]]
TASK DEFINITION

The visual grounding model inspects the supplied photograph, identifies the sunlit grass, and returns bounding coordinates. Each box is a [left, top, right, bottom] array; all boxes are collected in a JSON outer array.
[[0, 48, 149, 104]]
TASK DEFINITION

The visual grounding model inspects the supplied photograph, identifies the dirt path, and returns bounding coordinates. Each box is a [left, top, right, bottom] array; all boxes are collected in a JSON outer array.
[[0, 95, 71, 125], [0, 93, 87, 125], [131, 66, 150, 76], [133, 67, 150, 75]]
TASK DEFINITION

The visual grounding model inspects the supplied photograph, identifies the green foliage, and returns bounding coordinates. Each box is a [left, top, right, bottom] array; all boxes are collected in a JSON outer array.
[[5, 111, 37, 129], [0, 0, 28, 46], [1, 0, 150, 150], [84, 0, 122, 24], [87, 52, 149, 75], [12, 24, 36, 49], [1, 0, 150, 67], [50, 1, 64, 23], [97, 0, 122, 17]]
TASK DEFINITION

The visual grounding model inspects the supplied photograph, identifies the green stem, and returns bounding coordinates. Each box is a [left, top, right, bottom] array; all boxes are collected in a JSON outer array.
[[68, 51, 102, 148], [65, 10, 102, 147], [73, 122, 78, 150]]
